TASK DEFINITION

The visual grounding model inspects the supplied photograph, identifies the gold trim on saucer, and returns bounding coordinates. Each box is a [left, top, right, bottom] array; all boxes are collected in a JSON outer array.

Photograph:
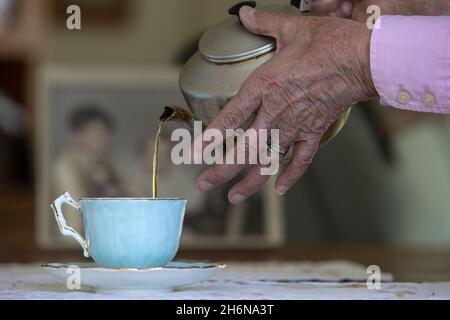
[[41, 262, 226, 271]]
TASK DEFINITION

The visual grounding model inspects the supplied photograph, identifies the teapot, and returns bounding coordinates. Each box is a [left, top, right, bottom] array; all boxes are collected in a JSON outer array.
[[177, 0, 351, 145]]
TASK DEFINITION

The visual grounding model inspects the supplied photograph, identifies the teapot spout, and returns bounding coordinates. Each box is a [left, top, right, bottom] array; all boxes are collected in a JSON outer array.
[[159, 106, 206, 132], [160, 106, 193, 122]]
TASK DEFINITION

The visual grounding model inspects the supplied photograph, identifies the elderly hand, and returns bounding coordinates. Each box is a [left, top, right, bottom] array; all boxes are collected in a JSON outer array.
[[312, 0, 449, 21], [196, 6, 377, 204]]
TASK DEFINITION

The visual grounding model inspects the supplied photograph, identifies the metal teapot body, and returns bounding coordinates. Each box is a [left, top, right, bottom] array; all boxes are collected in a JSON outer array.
[[179, 1, 350, 145]]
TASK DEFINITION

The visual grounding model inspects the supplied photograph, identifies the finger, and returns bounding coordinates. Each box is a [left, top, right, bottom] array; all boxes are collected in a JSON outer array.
[[192, 75, 262, 158], [331, 0, 354, 17], [197, 162, 247, 193], [207, 79, 261, 133], [340, 0, 354, 16], [225, 132, 286, 204], [217, 95, 308, 196], [227, 120, 294, 204], [311, 0, 342, 14], [196, 110, 270, 192], [275, 138, 320, 195], [228, 165, 271, 205], [263, 93, 316, 161], [239, 6, 285, 38], [227, 120, 298, 204]]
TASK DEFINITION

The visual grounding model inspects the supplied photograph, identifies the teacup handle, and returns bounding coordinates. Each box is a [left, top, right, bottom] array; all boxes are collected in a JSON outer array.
[[50, 191, 90, 257]]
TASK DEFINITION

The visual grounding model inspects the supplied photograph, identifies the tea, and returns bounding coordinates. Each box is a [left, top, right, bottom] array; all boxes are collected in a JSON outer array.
[[152, 120, 163, 199], [152, 106, 197, 198]]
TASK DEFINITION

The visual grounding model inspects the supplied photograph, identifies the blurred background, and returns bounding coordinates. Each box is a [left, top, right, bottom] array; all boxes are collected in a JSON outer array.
[[1, 0, 450, 281]]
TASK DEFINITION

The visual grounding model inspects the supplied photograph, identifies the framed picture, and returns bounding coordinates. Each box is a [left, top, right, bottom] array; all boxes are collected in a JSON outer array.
[[35, 65, 284, 250]]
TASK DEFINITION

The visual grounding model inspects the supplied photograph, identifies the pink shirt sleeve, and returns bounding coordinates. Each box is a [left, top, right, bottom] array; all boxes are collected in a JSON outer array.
[[370, 15, 450, 114]]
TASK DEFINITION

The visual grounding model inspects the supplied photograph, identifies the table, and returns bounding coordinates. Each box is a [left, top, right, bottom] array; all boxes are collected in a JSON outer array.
[[1, 261, 450, 300], [5, 245, 450, 282]]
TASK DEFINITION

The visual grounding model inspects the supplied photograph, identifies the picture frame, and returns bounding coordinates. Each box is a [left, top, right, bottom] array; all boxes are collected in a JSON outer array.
[[34, 65, 285, 250]]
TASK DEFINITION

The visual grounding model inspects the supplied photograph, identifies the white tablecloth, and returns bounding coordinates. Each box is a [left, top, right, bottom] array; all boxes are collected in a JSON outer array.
[[1, 261, 450, 300]]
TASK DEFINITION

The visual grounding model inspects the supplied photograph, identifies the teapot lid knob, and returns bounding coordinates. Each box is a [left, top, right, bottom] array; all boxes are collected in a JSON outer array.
[[228, 1, 257, 24]]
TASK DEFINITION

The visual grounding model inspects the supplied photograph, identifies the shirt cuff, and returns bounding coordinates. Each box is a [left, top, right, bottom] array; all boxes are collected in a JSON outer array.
[[371, 16, 450, 114]]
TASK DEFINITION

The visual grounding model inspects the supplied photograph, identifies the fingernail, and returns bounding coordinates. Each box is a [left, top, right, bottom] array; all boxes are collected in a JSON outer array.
[[230, 193, 246, 205], [198, 180, 213, 192], [240, 6, 255, 16], [239, 6, 255, 22], [276, 186, 288, 196], [341, 1, 353, 16]]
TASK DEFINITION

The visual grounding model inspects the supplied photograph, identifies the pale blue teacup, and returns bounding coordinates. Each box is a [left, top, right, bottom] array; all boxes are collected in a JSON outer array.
[[51, 192, 187, 268]]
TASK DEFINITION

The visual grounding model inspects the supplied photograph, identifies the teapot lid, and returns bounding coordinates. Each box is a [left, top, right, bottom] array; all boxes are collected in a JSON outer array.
[[199, 3, 299, 64]]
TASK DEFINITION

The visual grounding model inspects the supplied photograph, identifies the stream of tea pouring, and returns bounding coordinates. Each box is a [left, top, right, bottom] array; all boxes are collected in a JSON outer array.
[[152, 106, 196, 198], [152, 106, 254, 198]]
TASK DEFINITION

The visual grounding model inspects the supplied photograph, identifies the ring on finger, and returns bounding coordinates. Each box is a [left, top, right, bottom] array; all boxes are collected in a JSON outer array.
[[266, 137, 290, 157]]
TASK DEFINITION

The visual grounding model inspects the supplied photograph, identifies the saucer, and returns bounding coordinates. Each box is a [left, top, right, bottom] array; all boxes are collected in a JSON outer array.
[[42, 261, 226, 293]]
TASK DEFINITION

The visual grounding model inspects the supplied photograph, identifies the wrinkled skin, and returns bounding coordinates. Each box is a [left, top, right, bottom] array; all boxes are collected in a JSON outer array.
[[196, 1, 450, 205], [195, 6, 377, 204], [312, 0, 450, 21]]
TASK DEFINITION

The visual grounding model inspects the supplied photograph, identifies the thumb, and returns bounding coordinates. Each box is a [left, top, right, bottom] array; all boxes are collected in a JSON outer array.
[[239, 6, 282, 38], [311, 0, 342, 14]]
